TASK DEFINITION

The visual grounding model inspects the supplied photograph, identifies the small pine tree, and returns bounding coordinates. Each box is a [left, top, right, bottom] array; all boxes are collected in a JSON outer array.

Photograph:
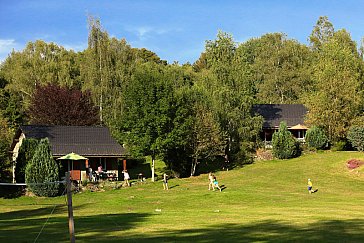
[[347, 126, 364, 151], [25, 138, 59, 197], [305, 126, 328, 150], [272, 122, 299, 159], [15, 138, 39, 183]]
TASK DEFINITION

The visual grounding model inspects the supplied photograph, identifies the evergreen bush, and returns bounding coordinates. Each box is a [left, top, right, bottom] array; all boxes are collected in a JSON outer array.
[[15, 138, 39, 183], [272, 122, 299, 159], [347, 126, 364, 151], [25, 138, 59, 197], [305, 126, 328, 150]]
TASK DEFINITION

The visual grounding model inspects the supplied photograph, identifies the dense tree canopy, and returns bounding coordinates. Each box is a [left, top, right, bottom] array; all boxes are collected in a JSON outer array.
[[304, 29, 364, 142], [242, 33, 313, 104], [28, 83, 99, 125], [2, 15, 364, 176]]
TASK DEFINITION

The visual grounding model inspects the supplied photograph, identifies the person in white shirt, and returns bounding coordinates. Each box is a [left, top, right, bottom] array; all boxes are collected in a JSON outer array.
[[163, 173, 169, 190], [123, 170, 130, 187]]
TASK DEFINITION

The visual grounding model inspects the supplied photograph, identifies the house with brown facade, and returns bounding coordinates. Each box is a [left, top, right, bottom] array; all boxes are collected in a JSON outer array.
[[11, 125, 128, 182], [253, 104, 308, 145]]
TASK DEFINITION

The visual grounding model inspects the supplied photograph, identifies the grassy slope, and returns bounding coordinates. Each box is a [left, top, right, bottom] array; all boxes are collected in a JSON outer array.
[[0, 151, 363, 242]]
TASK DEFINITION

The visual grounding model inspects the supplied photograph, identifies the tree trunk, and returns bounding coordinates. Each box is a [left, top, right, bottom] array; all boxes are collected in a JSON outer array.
[[190, 156, 198, 177], [151, 154, 155, 182]]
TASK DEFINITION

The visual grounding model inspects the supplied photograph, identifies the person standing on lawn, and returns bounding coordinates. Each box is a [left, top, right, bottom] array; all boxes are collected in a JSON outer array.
[[208, 172, 214, 190], [213, 176, 222, 192], [123, 170, 130, 187], [163, 173, 169, 190], [307, 178, 317, 194]]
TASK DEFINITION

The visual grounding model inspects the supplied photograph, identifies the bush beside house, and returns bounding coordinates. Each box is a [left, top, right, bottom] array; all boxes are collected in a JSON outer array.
[[15, 138, 39, 183], [347, 126, 364, 151], [25, 138, 59, 197], [272, 122, 299, 159], [305, 126, 328, 150]]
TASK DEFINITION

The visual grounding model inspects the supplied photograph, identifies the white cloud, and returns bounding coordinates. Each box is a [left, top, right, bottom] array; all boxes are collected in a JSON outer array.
[[125, 25, 180, 40], [132, 26, 165, 40], [0, 39, 20, 63], [0, 39, 17, 53]]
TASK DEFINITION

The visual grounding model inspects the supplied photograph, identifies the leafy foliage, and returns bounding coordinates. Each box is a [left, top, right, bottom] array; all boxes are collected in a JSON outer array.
[[25, 138, 59, 197], [0, 74, 25, 128], [203, 31, 262, 165], [189, 104, 226, 176], [304, 29, 364, 142], [305, 126, 328, 150], [119, 62, 180, 180], [272, 122, 299, 159], [2, 15, 364, 178], [28, 83, 99, 125], [309, 16, 335, 51], [0, 114, 12, 182], [243, 33, 313, 104], [1, 40, 81, 103], [15, 138, 39, 183], [347, 126, 364, 151]]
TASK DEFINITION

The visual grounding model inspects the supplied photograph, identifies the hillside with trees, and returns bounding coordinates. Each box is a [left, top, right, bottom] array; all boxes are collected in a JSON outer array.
[[1, 16, 364, 178]]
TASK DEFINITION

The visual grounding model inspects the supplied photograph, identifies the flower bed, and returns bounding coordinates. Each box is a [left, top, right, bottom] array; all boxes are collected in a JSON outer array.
[[346, 159, 364, 169]]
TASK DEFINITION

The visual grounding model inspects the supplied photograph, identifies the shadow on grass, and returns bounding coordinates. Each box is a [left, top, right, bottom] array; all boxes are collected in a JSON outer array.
[[124, 219, 364, 242], [0, 204, 151, 242], [169, 185, 179, 189], [1, 203, 363, 243]]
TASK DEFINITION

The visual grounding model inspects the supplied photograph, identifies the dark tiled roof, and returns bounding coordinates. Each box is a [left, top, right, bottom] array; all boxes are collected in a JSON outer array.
[[252, 104, 308, 128], [19, 125, 126, 157]]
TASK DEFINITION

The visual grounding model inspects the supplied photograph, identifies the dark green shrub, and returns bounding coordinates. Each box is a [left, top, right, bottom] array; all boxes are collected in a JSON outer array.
[[331, 140, 348, 151], [25, 138, 59, 197], [0, 116, 12, 182], [15, 138, 39, 183], [0, 138, 11, 182], [347, 126, 364, 151], [272, 122, 299, 159], [305, 126, 328, 150]]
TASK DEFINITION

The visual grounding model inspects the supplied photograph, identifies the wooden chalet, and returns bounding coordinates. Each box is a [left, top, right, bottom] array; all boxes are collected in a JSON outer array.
[[11, 125, 127, 182], [253, 104, 308, 145]]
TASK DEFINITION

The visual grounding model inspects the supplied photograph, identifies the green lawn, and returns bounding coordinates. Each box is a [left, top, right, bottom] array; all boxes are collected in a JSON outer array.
[[1, 151, 363, 242]]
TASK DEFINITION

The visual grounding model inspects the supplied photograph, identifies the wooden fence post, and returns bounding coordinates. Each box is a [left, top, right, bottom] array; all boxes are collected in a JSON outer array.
[[66, 172, 75, 243]]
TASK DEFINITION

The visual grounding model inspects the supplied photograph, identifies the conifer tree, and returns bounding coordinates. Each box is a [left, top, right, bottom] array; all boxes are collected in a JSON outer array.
[[272, 122, 299, 159], [305, 126, 328, 150], [15, 138, 39, 183], [25, 138, 59, 197]]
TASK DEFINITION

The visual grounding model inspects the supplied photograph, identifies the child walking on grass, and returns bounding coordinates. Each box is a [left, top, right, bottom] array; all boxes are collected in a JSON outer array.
[[307, 178, 318, 194], [213, 176, 222, 192], [208, 172, 214, 190], [123, 170, 130, 187]]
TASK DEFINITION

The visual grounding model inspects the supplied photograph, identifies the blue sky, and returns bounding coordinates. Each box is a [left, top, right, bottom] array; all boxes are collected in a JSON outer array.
[[1, 0, 364, 64]]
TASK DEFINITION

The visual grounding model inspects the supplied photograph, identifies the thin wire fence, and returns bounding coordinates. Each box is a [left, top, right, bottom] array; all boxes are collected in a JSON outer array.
[[1, 180, 69, 243]]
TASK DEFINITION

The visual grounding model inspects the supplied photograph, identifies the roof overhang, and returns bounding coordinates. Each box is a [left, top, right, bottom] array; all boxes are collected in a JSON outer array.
[[288, 124, 308, 130]]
